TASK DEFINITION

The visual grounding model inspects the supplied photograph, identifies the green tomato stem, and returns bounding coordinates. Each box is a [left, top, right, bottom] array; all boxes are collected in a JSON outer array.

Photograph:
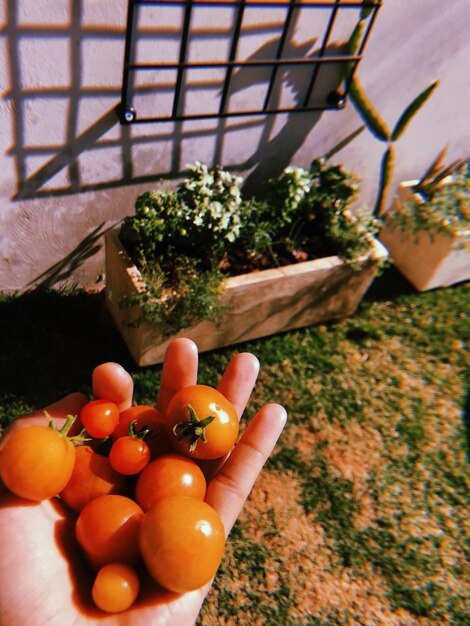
[[172, 404, 216, 453], [128, 419, 153, 440], [45, 411, 91, 446]]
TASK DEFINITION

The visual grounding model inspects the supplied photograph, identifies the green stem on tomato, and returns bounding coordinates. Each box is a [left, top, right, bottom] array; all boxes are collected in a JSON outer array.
[[45, 411, 91, 445], [128, 419, 153, 440], [172, 404, 216, 453]]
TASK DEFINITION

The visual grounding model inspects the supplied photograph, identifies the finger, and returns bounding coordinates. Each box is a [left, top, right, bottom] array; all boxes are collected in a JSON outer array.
[[204, 403, 287, 537], [0, 392, 88, 444], [156, 338, 199, 413], [92, 362, 134, 411], [41, 392, 89, 420], [216, 352, 260, 418]]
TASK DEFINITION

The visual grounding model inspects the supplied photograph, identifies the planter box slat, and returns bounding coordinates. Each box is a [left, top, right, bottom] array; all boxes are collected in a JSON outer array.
[[105, 230, 388, 366]]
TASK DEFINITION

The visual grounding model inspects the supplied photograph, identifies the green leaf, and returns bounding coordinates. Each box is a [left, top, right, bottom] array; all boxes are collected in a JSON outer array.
[[374, 144, 395, 217], [349, 76, 391, 142], [416, 145, 449, 189], [391, 80, 440, 141], [416, 158, 466, 198], [343, 20, 365, 82], [360, 1, 375, 19]]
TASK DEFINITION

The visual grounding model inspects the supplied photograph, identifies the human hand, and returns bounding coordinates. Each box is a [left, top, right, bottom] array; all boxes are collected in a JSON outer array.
[[0, 338, 287, 626]]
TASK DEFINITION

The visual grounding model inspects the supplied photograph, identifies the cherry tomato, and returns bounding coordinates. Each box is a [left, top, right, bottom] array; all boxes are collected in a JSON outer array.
[[166, 385, 239, 460], [92, 563, 140, 613], [80, 400, 119, 439], [109, 436, 150, 476], [76, 495, 144, 569], [112, 405, 170, 458], [135, 453, 206, 512], [0, 419, 76, 501], [60, 446, 129, 512], [92, 362, 133, 412], [139, 496, 226, 593]]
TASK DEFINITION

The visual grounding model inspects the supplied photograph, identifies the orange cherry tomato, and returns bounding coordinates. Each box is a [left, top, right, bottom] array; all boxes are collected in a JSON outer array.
[[92, 563, 140, 613], [166, 385, 239, 460], [109, 436, 150, 476], [76, 495, 144, 569], [139, 496, 226, 593], [0, 420, 76, 501], [135, 453, 206, 512], [80, 400, 120, 439], [112, 405, 170, 458], [60, 445, 129, 512]]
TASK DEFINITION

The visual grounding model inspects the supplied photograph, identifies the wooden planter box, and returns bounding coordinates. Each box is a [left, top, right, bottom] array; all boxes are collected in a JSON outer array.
[[105, 229, 388, 366], [379, 180, 470, 292]]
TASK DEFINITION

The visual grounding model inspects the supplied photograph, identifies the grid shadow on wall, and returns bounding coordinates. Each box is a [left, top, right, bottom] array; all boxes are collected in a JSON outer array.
[[4, 0, 381, 200], [118, 0, 382, 124]]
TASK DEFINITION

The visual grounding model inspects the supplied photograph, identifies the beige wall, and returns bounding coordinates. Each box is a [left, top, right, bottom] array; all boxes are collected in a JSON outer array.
[[1, 0, 469, 292]]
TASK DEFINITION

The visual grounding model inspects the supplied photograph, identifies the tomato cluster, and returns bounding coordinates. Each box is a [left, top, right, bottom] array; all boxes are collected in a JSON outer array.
[[0, 382, 239, 613]]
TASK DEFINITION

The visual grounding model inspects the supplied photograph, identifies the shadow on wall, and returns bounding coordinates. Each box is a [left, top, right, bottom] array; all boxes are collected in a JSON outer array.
[[4, 0, 350, 202], [232, 38, 344, 196], [19, 222, 108, 293]]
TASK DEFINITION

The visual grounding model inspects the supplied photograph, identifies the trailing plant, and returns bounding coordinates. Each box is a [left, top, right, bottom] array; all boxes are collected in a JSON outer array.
[[385, 162, 470, 248], [343, 16, 439, 216], [118, 160, 383, 332], [118, 259, 228, 331]]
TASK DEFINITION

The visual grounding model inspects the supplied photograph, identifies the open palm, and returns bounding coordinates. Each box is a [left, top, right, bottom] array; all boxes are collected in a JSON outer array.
[[0, 339, 286, 626]]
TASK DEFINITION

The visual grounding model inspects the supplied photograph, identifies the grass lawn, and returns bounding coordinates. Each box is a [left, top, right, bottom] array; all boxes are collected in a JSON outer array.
[[1, 269, 469, 625]]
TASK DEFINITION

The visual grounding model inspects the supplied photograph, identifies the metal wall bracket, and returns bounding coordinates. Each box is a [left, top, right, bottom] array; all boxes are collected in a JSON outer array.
[[118, 0, 382, 124]]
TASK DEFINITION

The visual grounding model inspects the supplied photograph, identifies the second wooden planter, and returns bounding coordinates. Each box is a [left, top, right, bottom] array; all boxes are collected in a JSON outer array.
[[379, 180, 470, 291], [105, 229, 388, 366]]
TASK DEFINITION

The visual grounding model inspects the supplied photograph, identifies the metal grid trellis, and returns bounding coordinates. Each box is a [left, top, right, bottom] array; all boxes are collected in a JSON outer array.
[[118, 0, 382, 124]]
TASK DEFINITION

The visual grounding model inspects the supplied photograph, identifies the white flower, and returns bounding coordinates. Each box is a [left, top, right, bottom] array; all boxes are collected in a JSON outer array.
[[193, 213, 204, 227], [219, 213, 230, 230], [199, 185, 212, 196], [210, 201, 223, 219], [229, 185, 241, 199]]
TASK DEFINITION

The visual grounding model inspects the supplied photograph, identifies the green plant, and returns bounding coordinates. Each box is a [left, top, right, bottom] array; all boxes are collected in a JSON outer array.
[[118, 160, 383, 332], [352, 76, 439, 216], [118, 162, 248, 332], [385, 163, 470, 246], [119, 162, 245, 268], [344, 16, 439, 216], [267, 159, 381, 267], [412, 146, 467, 200], [118, 258, 227, 332]]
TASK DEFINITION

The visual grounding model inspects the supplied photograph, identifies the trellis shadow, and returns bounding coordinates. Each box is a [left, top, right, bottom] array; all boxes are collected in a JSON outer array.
[[3, 0, 360, 203]]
